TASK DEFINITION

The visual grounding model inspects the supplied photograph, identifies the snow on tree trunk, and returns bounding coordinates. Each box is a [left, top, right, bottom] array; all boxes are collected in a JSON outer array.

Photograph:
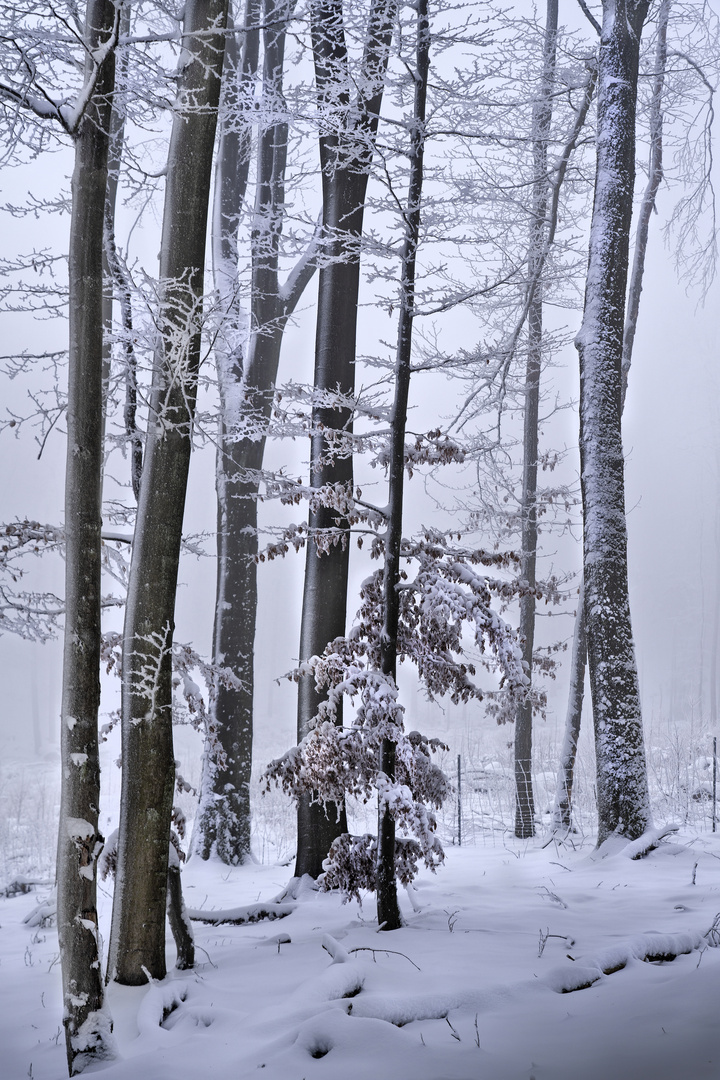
[[554, 0, 668, 837], [58, 0, 118, 1071], [108, 0, 227, 985], [551, 581, 587, 832], [575, 0, 651, 845], [514, 0, 558, 841], [193, 0, 260, 865], [295, 0, 396, 879], [195, 0, 318, 864], [375, 0, 429, 933]]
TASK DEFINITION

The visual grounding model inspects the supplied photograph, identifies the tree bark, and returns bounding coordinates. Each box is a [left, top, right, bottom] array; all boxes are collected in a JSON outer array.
[[58, 1, 117, 1071], [193, 0, 261, 864], [514, 0, 558, 840], [551, 581, 587, 831], [295, 0, 396, 880], [554, 0, 668, 836], [108, 0, 227, 985], [101, 1, 143, 500], [575, 0, 651, 845], [195, 0, 319, 863], [376, 0, 429, 932]]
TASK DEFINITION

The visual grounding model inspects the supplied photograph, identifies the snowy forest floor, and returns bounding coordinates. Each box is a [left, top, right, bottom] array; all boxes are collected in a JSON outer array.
[[3, 828, 720, 1080]]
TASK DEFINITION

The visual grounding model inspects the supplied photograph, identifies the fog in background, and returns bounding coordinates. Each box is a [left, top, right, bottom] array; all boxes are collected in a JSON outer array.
[[1, 11, 719, 824]]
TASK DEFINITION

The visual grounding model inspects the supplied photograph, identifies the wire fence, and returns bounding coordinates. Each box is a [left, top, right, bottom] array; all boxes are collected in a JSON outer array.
[[1, 726, 718, 887]]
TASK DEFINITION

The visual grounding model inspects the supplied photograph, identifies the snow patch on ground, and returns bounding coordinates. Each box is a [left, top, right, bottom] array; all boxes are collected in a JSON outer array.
[[3, 832, 720, 1079]]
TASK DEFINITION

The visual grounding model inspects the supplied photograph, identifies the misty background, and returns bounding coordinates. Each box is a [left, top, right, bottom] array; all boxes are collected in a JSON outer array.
[[1, 12, 719, 841]]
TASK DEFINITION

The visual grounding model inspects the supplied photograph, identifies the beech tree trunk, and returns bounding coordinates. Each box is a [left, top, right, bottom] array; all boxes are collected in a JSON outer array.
[[108, 0, 227, 985], [295, 0, 395, 880], [514, 0, 558, 840], [575, 0, 651, 845], [194, 0, 261, 864], [58, 1, 117, 1071], [551, 581, 586, 831], [376, 0, 429, 933], [553, 0, 668, 835], [195, 0, 319, 863]]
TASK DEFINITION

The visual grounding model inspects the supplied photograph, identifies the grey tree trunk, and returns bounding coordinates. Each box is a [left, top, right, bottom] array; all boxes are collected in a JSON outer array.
[[376, 0, 429, 933], [108, 0, 227, 985], [58, 1, 117, 1072], [195, 0, 319, 863], [194, 0, 261, 865], [101, 2, 143, 500], [295, 0, 396, 880], [551, 581, 587, 831], [575, 0, 651, 845], [553, 0, 668, 836], [514, 0, 558, 840]]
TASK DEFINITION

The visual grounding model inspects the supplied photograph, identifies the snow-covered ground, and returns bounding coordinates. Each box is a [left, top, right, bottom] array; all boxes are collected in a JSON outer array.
[[3, 829, 720, 1080]]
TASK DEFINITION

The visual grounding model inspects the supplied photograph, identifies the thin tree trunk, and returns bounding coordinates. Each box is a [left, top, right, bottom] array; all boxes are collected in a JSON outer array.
[[166, 859, 195, 970], [108, 0, 227, 985], [58, 0, 117, 1071], [576, 0, 651, 845], [195, 0, 319, 863], [101, 4, 144, 501], [712, 508, 719, 730], [101, 1, 129, 432], [376, 0, 429, 933], [514, 0, 558, 840], [551, 581, 586, 831], [295, 0, 396, 880], [553, 0, 668, 835], [194, 0, 261, 864]]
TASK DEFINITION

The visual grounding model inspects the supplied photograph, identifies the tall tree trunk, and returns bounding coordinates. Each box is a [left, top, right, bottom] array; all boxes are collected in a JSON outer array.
[[376, 0, 429, 932], [553, 0, 668, 835], [108, 0, 227, 985], [194, 0, 261, 864], [102, 2, 143, 499], [58, 0, 117, 1071], [295, 0, 396, 880], [195, 0, 319, 863], [101, 1, 128, 427], [575, 0, 651, 845], [514, 0, 558, 840], [551, 581, 587, 831]]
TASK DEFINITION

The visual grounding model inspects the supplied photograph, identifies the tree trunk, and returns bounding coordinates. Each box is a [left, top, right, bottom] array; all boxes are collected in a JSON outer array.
[[376, 0, 429, 932], [295, 0, 396, 880], [193, 0, 261, 864], [575, 0, 651, 845], [102, 1, 143, 500], [108, 0, 227, 985], [195, 0, 319, 863], [101, 1, 129, 432], [58, 1, 117, 1071], [551, 581, 586, 831], [554, 0, 668, 836], [166, 858, 195, 971], [514, 0, 558, 840]]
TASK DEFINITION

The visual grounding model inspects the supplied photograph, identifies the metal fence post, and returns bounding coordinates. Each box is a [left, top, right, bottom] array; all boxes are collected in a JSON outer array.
[[713, 737, 717, 834], [457, 753, 462, 847]]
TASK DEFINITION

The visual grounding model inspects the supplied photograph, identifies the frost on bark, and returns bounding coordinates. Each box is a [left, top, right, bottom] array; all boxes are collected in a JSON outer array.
[[267, 0, 528, 924], [108, 0, 227, 985], [514, 0, 558, 841], [194, 0, 318, 864], [551, 582, 587, 832], [58, 0, 118, 1072], [554, 0, 668, 837], [295, 0, 396, 880], [193, 0, 260, 866], [375, 0, 429, 930], [575, 0, 651, 844]]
